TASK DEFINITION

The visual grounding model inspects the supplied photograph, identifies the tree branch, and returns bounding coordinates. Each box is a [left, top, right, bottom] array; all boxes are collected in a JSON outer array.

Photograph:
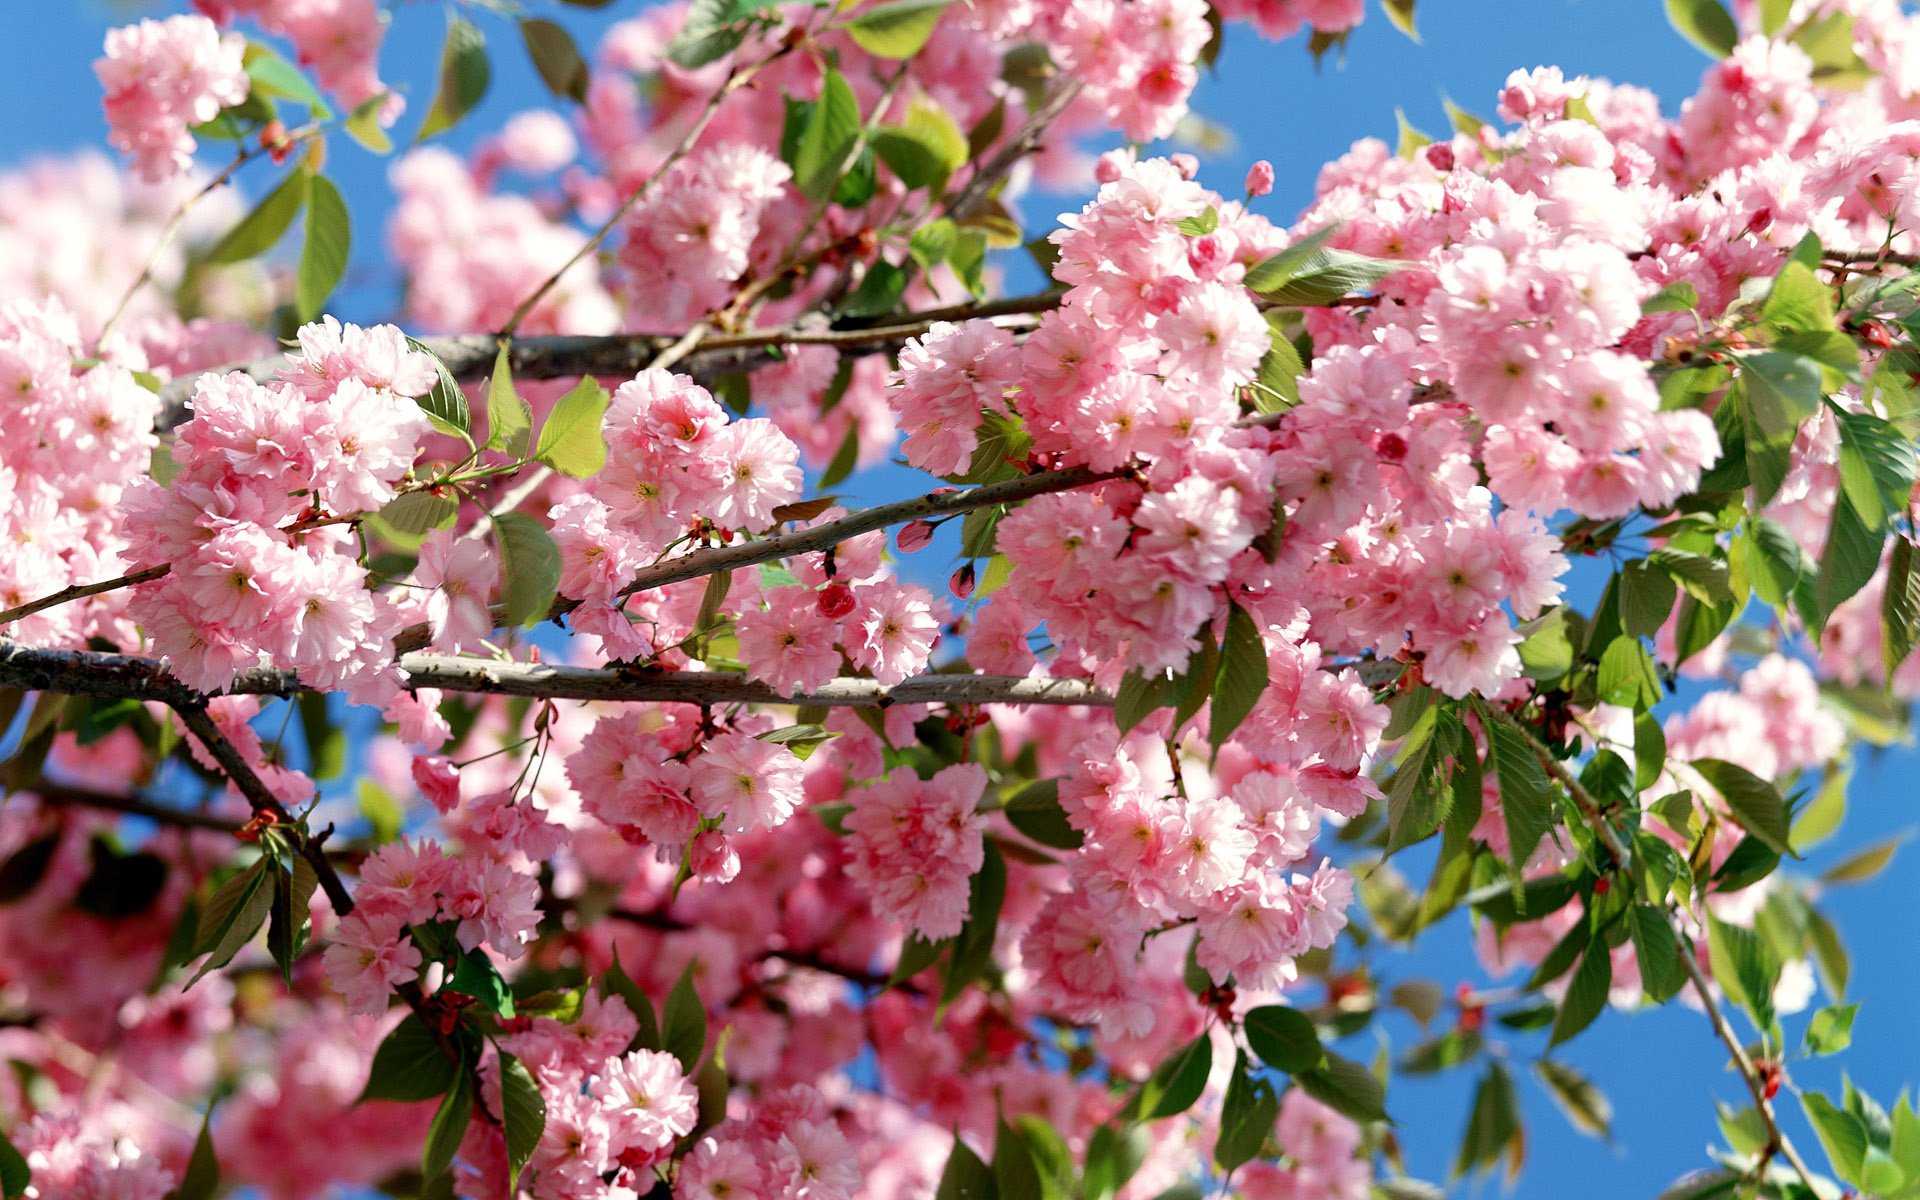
[[153, 294, 1059, 429], [18, 778, 243, 833], [0, 639, 1109, 709]]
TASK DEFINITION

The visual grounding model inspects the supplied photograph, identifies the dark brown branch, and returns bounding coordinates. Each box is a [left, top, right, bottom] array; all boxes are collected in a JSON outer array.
[[20, 779, 243, 833], [0, 639, 1109, 709], [154, 295, 1060, 429]]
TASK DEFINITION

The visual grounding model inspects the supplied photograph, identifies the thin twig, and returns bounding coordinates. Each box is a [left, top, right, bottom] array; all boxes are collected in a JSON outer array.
[[0, 564, 169, 627], [20, 778, 243, 833], [500, 44, 790, 337]]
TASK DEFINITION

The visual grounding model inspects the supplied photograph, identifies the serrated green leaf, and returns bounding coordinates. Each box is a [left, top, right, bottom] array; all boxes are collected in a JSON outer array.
[[421, 1065, 473, 1184], [0, 1129, 26, 1199], [1805, 1003, 1858, 1056], [1691, 758, 1797, 859], [846, 0, 953, 58], [296, 174, 350, 321], [1209, 603, 1268, 751], [1666, 0, 1738, 56], [266, 855, 318, 987], [794, 70, 862, 202], [1215, 1050, 1279, 1171], [166, 1106, 219, 1200], [536, 377, 610, 477], [189, 859, 274, 986], [1124, 1034, 1212, 1121], [1003, 780, 1082, 849], [1483, 713, 1556, 871], [405, 337, 472, 437], [493, 511, 560, 628], [1707, 915, 1780, 1033], [1296, 1049, 1388, 1124], [520, 18, 589, 103], [499, 1053, 546, 1188], [1804, 1091, 1868, 1185], [600, 951, 661, 1052], [1535, 1059, 1612, 1140], [485, 344, 531, 456], [1455, 1061, 1520, 1179], [360, 1014, 459, 1103], [207, 167, 305, 264], [662, 962, 707, 1072], [419, 16, 490, 141], [1548, 942, 1612, 1047]]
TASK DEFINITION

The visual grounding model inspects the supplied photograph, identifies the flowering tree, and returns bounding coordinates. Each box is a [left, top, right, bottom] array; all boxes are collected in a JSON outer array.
[[6, 0, 1920, 1195]]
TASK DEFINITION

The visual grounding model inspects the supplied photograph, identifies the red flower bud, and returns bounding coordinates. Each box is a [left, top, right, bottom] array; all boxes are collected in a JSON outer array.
[[817, 581, 856, 619]]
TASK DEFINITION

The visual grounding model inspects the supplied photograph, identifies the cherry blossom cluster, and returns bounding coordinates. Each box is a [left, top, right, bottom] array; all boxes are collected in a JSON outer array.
[[122, 319, 434, 700], [95, 14, 249, 182], [192, 0, 401, 124], [0, 298, 160, 649]]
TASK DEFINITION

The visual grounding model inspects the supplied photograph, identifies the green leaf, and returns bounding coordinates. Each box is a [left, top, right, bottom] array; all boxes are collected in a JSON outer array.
[[485, 344, 532, 456], [934, 1133, 998, 1200], [873, 103, 969, 192], [189, 859, 274, 986], [445, 948, 516, 1017], [377, 490, 459, 541], [244, 43, 331, 117], [990, 1119, 1043, 1200], [941, 842, 1006, 1005], [1822, 834, 1904, 884], [667, 0, 770, 68], [1548, 942, 1612, 1047], [819, 425, 860, 490], [662, 962, 708, 1072], [1643, 281, 1700, 314], [344, 93, 393, 154], [1012, 1117, 1072, 1200], [1805, 1003, 1858, 1056], [1210, 604, 1268, 751], [1885, 536, 1920, 679], [360, 1014, 459, 1103], [266, 855, 318, 987], [1739, 350, 1824, 444], [1745, 517, 1807, 608], [1083, 1124, 1150, 1200], [1455, 1062, 1521, 1178], [1690, 759, 1797, 859], [1244, 1004, 1325, 1073], [207, 167, 305, 263], [1245, 226, 1339, 293], [0, 1129, 26, 1199], [405, 337, 472, 437], [1383, 0, 1419, 39], [498, 1053, 547, 1188], [166, 1106, 220, 1200], [600, 951, 662, 1052], [1123, 1034, 1211, 1120], [1618, 561, 1678, 638], [520, 18, 589, 103], [421, 1065, 474, 1184], [794, 70, 862, 202], [1666, 0, 1738, 56], [535, 377, 611, 478], [1596, 636, 1662, 710], [1214, 1050, 1279, 1171], [1252, 313, 1305, 412], [1295, 1050, 1388, 1124], [1250, 246, 1404, 306], [0, 835, 55, 905], [1534, 1059, 1612, 1139], [1630, 905, 1687, 1003], [845, 0, 953, 58], [493, 511, 560, 628], [1646, 548, 1733, 607], [419, 16, 491, 141], [1484, 713, 1556, 871], [1003, 780, 1083, 849], [838, 261, 908, 319], [755, 723, 838, 761], [1707, 915, 1781, 1033], [1804, 1092, 1869, 1185], [295, 174, 350, 321]]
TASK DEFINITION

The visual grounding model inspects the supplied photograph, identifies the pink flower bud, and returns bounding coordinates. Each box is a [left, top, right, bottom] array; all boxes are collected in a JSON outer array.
[[897, 520, 936, 553], [690, 830, 740, 884], [1245, 159, 1275, 197], [817, 581, 857, 619], [1170, 152, 1200, 180], [411, 754, 461, 814], [949, 562, 977, 599]]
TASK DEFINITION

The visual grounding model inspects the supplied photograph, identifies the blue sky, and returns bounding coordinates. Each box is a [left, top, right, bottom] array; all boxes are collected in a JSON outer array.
[[6, 2, 1918, 1196]]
